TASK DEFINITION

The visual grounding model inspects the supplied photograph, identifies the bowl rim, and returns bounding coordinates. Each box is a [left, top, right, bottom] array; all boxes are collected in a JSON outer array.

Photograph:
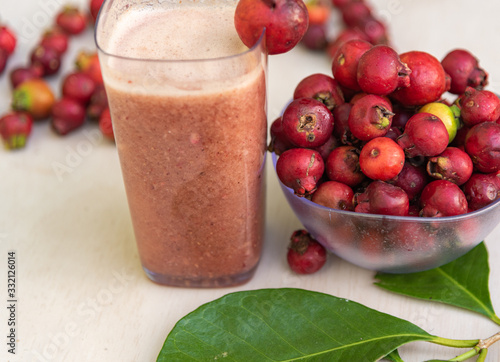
[[271, 151, 500, 222]]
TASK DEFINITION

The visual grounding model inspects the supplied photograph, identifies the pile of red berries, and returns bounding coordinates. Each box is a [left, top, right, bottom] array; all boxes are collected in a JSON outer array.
[[0, 0, 112, 150], [272, 44, 500, 219]]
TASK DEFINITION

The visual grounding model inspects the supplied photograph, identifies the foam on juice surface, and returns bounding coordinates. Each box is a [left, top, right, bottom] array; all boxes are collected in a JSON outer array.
[[97, 3, 258, 95], [105, 6, 247, 60]]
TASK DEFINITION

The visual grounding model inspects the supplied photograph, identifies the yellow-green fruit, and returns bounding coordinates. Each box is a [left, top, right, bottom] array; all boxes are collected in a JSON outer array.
[[418, 102, 460, 143]]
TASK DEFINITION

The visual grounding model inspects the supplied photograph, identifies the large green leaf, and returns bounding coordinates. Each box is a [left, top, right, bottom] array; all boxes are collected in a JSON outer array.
[[375, 242, 500, 325], [157, 288, 433, 361]]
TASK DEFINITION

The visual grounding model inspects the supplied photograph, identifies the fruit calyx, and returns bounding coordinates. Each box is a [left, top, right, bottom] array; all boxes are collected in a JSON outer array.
[[289, 232, 311, 255], [374, 105, 394, 129]]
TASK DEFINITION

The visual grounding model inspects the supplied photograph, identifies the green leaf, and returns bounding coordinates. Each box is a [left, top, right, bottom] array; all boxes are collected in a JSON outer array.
[[157, 288, 433, 361], [375, 242, 500, 325]]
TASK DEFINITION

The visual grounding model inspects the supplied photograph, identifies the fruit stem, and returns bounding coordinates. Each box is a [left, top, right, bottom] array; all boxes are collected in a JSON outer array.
[[447, 348, 479, 361], [476, 348, 488, 362], [430, 336, 479, 348], [431, 332, 500, 361]]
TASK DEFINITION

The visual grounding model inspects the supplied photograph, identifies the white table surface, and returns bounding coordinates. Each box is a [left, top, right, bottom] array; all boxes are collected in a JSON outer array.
[[1, 1, 500, 361]]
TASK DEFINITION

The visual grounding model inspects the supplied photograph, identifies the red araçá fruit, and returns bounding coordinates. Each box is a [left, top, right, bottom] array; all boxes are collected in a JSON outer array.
[[326, 145, 366, 187], [397, 112, 449, 158], [276, 148, 325, 196], [441, 49, 488, 95], [426, 147, 473, 186], [287, 229, 327, 274], [419, 180, 468, 217], [332, 102, 355, 145], [234, 0, 309, 55], [311, 180, 355, 210], [464, 121, 500, 173], [9, 65, 43, 89], [331, 39, 373, 91], [356, 45, 411, 96], [460, 87, 500, 127], [86, 83, 109, 121], [391, 51, 449, 107], [268, 116, 294, 155], [0, 112, 33, 149], [281, 97, 334, 148], [56, 6, 88, 35], [312, 134, 340, 163], [293, 73, 344, 111], [301, 23, 328, 51], [90, 0, 106, 22], [40, 27, 69, 55], [99, 107, 114, 141], [0, 25, 17, 55], [326, 27, 369, 59], [12, 78, 55, 120], [61, 71, 97, 106], [348, 94, 394, 141], [354, 180, 409, 216], [30, 45, 61, 76], [340, 1, 372, 27], [388, 162, 429, 201], [463, 173, 500, 211], [0, 48, 8, 75], [359, 137, 405, 181], [51, 97, 86, 135]]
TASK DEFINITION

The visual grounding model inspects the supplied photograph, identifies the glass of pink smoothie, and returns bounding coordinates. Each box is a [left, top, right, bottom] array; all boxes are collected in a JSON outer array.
[[95, 0, 267, 287]]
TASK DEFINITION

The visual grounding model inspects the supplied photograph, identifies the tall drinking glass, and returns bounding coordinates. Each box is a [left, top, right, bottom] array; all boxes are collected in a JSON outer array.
[[95, 0, 267, 287]]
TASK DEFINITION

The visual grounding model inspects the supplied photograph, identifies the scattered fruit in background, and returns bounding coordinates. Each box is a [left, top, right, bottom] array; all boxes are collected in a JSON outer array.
[[234, 0, 309, 55], [0, 112, 33, 149], [287, 229, 327, 274], [90, 0, 105, 23], [0, 24, 17, 74], [0, 48, 8, 74], [51, 97, 87, 135], [61, 71, 97, 106], [86, 84, 108, 121], [0, 25, 17, 55], [56, 6, 88, 35], [12, 78, 56, 120], [30, 44, 62, 76], [75, 51, 103, 84], [40, 27, 70, 55], [0, 2, 111, 149], [98, 107, 114, 141]]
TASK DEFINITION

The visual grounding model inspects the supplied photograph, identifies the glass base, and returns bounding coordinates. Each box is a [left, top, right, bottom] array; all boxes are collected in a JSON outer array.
[[143, 264, 258, 288]]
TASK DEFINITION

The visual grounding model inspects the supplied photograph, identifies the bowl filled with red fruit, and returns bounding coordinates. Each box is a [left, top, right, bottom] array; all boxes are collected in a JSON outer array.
[[271, 45, 500, 273]]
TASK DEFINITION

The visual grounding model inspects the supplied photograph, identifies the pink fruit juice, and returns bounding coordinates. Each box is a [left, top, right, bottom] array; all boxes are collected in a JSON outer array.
[[96, 0, 267, 287]]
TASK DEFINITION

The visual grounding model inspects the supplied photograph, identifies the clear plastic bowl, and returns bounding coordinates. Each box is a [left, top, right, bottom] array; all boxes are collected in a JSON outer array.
[[272, 152, 500, 273]]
